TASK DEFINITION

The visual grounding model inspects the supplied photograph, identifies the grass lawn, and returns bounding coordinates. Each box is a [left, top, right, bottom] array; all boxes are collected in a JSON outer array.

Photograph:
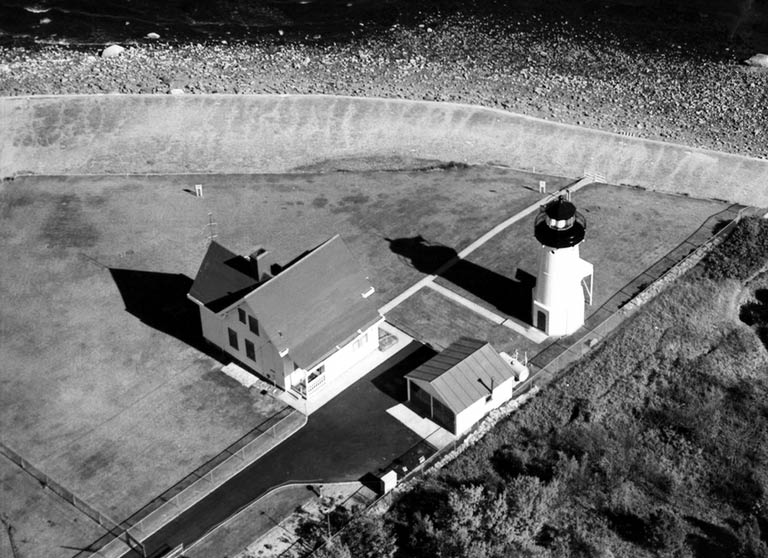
[[385, 287, 543, 358], [0, 166, 559, 554], [153, 166, 555, 305], [0, 456, 106, 558]]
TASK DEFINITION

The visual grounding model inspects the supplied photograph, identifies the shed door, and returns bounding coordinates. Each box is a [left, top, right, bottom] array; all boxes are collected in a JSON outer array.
[[431, 398, 455, 433], [409, 382, 432, 418]]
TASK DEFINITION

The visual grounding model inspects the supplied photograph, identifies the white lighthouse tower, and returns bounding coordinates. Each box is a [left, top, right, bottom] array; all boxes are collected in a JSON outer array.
[[532, 196, 593, 337]]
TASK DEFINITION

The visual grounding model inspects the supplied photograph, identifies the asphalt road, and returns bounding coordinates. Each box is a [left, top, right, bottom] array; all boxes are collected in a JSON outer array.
[[128, 342, 435, 557]]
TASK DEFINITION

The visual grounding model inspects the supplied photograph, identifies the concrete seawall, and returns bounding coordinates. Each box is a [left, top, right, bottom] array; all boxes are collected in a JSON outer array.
[[2, 94, 766, 206]]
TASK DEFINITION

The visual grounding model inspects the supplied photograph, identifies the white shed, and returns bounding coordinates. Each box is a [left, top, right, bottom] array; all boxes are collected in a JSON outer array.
[[405, 338, 528, 436]]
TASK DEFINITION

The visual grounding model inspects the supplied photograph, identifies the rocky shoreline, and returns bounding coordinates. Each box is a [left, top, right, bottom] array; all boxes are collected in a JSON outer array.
[[1, 8, 767, 159]]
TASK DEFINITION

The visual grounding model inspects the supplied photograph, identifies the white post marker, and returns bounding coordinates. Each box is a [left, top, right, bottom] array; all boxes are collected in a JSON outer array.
[[195, 184, 203, 197], [538, 180, 546, 193]]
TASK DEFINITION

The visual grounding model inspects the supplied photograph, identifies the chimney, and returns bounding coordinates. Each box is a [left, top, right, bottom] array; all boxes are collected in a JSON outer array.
[[248, 246, 277, 283]]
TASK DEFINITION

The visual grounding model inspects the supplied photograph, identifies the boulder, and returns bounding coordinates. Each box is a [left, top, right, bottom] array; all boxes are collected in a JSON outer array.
[[745, 53, 768, 68], [146, 32, 160, 39], [101, 44, 125, 58]]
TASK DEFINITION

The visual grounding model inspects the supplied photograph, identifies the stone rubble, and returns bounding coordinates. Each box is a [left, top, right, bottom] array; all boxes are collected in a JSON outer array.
[[1, 11, 766, 158]]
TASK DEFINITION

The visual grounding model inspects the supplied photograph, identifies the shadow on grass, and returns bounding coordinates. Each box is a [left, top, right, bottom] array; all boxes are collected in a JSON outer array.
[[739, 288, 768, 351], [109, 268, 228, 362], [386, 235, 535, 324], [685, 516, 739, 558]]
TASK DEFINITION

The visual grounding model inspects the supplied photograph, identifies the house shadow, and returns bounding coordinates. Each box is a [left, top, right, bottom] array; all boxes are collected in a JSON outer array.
[[109, 268, 228, 362], [386, 235, 535, 324], [370, 342, 438, 402]]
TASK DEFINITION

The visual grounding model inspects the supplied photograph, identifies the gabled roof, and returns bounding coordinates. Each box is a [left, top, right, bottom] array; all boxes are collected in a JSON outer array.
[[229, 235, 379, 369], [244, 235, 380, 369], [406, 337, 517, 414], [189, 241, 261, 312]]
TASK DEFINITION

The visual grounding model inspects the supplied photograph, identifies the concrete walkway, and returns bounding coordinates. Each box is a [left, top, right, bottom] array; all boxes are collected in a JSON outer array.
[[386, 404, 456, 450]]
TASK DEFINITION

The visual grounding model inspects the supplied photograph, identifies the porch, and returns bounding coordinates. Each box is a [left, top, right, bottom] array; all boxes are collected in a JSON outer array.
[[278, 322, 414, 414]]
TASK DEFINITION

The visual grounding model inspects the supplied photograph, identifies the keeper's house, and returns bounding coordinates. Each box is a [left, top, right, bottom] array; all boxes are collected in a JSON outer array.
[[187, 235, 382, 406], [405, 337, 529, 435]]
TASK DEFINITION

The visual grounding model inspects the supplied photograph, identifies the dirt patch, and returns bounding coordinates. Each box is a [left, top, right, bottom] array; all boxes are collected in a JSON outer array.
[[312, 195, 329, 209]]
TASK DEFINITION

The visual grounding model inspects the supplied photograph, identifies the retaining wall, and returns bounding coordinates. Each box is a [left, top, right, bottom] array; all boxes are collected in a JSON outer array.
[[1, 94, 766, 206]]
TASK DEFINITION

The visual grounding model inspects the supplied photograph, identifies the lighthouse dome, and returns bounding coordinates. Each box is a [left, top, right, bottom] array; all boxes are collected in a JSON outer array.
[[534, 196, 586, 248]]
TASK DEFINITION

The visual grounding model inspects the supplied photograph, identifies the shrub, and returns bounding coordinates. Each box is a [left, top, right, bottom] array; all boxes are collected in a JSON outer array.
[[703, 217, 768, 281]]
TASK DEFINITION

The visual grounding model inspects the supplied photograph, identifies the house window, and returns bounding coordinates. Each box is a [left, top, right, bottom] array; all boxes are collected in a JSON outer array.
[[248, 315, 259, 336], [237, 308, 246, 324], [485, 393, 493, 403], [316, 365, 325, 375], [245, 339, 255, 360], [228, 328, 239, 350]]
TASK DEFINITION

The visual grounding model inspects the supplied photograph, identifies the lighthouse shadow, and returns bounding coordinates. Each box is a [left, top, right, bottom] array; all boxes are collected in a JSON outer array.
[[386, 236, 534, 324]]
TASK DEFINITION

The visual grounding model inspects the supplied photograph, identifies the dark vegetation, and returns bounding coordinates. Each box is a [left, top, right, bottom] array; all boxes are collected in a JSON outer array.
[[337, 217, 768, 558], [296, 506, 397, 558]]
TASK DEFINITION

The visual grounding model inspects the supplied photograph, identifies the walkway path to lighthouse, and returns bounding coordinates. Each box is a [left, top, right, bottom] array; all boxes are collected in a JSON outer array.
[[378, 176, 595, 342]]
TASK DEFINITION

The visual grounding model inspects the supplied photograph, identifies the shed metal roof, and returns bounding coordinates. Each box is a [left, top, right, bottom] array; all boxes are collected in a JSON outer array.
[[406, 337, 516, 414]]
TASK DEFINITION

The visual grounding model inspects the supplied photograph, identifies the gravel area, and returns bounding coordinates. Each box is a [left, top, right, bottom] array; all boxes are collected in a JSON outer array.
[[1, 4, 767, 159]]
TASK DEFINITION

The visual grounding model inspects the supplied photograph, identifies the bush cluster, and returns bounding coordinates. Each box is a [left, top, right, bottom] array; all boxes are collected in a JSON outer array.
[[704, 217, 768, 281]]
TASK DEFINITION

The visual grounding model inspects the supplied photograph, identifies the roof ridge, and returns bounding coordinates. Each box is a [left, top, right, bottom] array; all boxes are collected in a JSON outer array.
[[214, 235, 339, 316]]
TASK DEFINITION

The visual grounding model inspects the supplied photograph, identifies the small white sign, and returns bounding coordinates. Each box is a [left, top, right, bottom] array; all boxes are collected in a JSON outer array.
[[538, 180, 546, 193], [194, 184, 203, 197]]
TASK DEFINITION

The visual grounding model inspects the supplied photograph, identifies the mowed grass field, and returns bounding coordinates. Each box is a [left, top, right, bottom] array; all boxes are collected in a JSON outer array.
[[0, 166, 554, 556]]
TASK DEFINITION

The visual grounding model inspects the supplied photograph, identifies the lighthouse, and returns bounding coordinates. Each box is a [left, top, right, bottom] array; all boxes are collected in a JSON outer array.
[[532, 195, 593, 337]]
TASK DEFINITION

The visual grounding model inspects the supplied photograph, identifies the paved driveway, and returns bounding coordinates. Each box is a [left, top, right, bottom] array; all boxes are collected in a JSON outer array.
[[130, 342, 435, 556]]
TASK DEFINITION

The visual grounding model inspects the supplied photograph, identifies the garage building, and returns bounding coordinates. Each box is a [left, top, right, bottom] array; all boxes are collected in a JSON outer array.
[[405, 337, 528, 435]]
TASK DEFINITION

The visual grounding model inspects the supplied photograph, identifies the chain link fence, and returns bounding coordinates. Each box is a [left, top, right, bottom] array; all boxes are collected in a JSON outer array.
[[59, 406, 305, 558]]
